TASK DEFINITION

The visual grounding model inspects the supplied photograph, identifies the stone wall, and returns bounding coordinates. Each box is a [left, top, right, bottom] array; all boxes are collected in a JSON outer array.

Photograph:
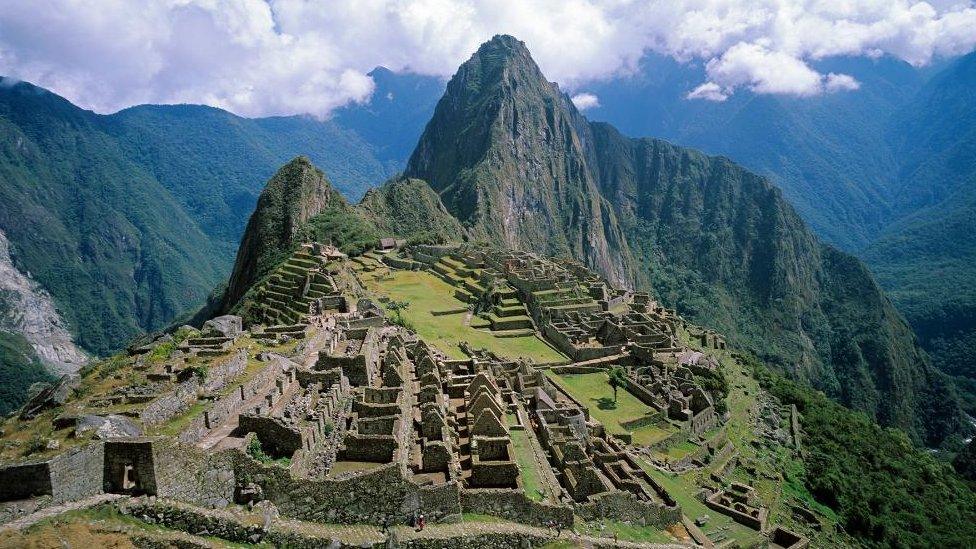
[[0, 461, 51, 501], [239, 415, 303, 457], [623, 378, 664, 411], [339, 433, 396, 462], [103, 440, 157, 495], [576, 491, 681, 529], [140, 376, 200, 426], [460, 488, 572, 527], [50, 442, 104, 502], [141, 351, 249, 426], [201, 350, 248, 393], [179, 359, 280, 445], [153, 439, 235, 509], [236, 458, 461, 524], [120, 497, 554, 548]]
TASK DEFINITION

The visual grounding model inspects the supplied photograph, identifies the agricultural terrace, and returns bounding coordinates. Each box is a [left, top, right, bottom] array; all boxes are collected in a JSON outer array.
[[362, 268, 565, 363]]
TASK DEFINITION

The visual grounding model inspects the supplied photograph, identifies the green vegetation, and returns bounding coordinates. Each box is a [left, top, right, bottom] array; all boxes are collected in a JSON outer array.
[[364, 270, 564, 362], [0, 331, 53, 415], [359, 177, 464, 244], [247, 436, 292, 467], [754, 361, 976, 547], [607, 366, 627, 403], [302, 205, 380, 257], [510, 429, 547, 501], [575, 519, 676, 544], [546, 371, 672, 445], [385, 300, 411, 328]]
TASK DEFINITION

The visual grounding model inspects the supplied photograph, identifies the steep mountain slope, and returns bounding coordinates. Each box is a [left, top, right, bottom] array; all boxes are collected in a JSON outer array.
[[0, 78, 400, 368], [105, 105, 393, 243], [220, 157, 347, 311], [0, 330, 50, 415], [0, 229, 87, 374], [219, 160, 463, 316], [583, 54, 927, 250], [358, 177, 464, 241], [405, 35, 962, 445], [859, 52, 976, 411], [405, 37, 633, 286], [0, 80, 226, 357]]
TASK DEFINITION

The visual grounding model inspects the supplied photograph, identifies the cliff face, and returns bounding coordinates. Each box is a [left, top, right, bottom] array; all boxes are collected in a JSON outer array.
[[587, 124, 960, 443], [406, 35, 633, 286], [220, 157, 345, 311], [403, 35, 962, 444]]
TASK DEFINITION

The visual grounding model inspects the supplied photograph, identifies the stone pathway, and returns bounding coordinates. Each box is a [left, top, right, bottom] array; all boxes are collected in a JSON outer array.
[[391, 521, 688, 548], [0, 494, 127, 531]]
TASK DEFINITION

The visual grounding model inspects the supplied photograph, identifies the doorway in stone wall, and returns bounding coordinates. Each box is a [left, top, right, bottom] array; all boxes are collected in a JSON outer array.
[[103, 440, 158, 496]]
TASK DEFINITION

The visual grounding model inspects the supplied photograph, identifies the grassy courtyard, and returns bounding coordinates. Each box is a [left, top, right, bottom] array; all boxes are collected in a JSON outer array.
[[363, 269, 565, 362], [545, 371, 675, 445]]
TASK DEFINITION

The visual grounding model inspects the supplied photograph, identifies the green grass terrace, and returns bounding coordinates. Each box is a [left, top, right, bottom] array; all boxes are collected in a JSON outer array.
[[544, 371, 677, 446], [362, 269, 566, 363]]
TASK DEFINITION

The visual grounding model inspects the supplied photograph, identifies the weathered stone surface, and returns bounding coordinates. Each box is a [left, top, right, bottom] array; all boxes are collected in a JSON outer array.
[[76, 414, 142, 440], [19, 374, 79, 419], [203, 315, 243, 338]]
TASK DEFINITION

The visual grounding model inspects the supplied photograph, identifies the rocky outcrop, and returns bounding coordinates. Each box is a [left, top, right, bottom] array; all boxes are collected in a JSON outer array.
[[19, 374, 79, 419], [406, 35, 633, 287], [0, 229, 87, 375]]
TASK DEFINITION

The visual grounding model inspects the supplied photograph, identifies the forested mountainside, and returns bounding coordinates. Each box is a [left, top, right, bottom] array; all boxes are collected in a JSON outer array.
[[582, 53, 929, 250], [0, 81, 227, 357], [0, 79, 402, 413], [862, 51, 976, 413], [217, 158, 463, 322], [404, 35, 963, 446], [580, 51, 976, 417]]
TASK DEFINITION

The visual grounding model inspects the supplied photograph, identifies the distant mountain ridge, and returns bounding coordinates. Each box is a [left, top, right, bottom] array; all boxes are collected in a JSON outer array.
[[0, 77, 405, 412]]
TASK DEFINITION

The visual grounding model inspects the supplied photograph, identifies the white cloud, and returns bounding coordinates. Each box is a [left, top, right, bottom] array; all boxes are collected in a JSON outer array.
[[825, 72, 861, 92], [688, 43, 864, 100], [0, 0, 973, 116], [686, 82, 728, 102], [571, 92, 600, 110]]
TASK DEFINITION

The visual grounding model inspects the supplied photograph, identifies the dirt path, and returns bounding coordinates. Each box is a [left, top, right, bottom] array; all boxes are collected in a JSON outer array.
[[0, 494, 127, 531]]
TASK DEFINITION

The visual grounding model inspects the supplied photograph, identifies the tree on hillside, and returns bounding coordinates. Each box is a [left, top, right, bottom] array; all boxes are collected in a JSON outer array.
[[608, 366, 628, 403], [386, 300, 411, 327]]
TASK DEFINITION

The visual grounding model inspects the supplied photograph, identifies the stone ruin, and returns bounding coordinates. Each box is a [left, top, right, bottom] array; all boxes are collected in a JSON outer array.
[[0, 241, 794, 546]]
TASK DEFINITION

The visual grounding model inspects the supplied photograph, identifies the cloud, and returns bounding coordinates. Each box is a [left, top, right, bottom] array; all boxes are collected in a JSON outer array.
[[571, 92, 600, 110], [688, 43, 863, 100], [687, 82, 728, 102], [0, 1, 973, 116], [825, 72, 861, 92]]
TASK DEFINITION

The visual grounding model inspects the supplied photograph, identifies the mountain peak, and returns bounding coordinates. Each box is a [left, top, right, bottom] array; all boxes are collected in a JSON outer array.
[[219, 157, 344, 311], [476, 34, 531, 59]]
